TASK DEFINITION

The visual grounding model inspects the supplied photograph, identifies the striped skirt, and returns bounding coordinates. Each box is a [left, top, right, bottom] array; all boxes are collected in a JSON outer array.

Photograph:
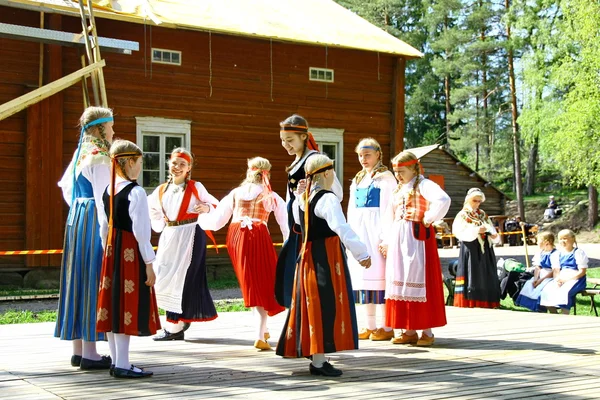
[[54, 199, 105, 341], [276, 236, 358, 357]]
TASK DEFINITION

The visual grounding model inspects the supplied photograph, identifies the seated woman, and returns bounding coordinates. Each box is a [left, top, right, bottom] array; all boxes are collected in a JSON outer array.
[[539, 229, 588, 315], [515, 232, 559, 311]]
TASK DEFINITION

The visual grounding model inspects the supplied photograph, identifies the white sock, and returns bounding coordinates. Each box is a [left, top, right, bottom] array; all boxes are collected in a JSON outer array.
[[72, 339, 82, 356], [253, 307, 268, 341], [365, 303, 376, 330], [82, 340, 101, 360], [164, 320, 184, 334], [377, 304, 392, 331], [423, 329, 433, 337], [114, 333, 141, 372], [312, 353, 326, 368], [106, 332, 116, 363]]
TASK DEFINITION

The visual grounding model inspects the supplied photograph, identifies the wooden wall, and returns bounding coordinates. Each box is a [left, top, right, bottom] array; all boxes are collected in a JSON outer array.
[[0, 7, 404, 267], [0, 8, 42, 268], [420, 148, 505, 218]]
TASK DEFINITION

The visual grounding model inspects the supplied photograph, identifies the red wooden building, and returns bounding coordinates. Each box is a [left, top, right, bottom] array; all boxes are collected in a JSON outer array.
[[0, 0, 422, 269]]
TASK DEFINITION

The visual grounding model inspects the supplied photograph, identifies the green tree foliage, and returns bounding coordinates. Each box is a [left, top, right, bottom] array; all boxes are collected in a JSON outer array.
[[338, 0, 600, 198]]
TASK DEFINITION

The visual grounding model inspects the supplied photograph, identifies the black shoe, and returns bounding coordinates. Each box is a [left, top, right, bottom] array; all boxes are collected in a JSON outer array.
[[182, 322, 191, 332], [309, 362, 343, 377], [71, 355, 82, 367], [109, 364, 115, 376], [113, 365, 153, 379], [80, 355, 112, 370], [153, 329, 184, 341]]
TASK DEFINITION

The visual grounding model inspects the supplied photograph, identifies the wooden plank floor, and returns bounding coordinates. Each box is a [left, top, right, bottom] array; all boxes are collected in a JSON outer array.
[[1, 306, 599, 400]]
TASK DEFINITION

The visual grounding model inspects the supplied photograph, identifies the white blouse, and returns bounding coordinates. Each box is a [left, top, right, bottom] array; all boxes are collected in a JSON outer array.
[[293, 191, 369, 262], [199, 183, 289, 240], [99, 177, 156, 264], [148, 181, 219, 233], [452, 205, 501, 244], [59, 161, 111, 232]]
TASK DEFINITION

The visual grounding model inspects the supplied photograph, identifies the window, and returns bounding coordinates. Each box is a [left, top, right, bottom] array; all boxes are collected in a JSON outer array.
[[152, 48, 182, 65], [311, 128, 344, 180], [136, 117, 191, 191], [309, 67, 334, 83]]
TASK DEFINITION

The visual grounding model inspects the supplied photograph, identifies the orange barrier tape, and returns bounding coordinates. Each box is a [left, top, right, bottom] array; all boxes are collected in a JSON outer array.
[[440, 231, 526, 238], [0, 243, 284, 256]]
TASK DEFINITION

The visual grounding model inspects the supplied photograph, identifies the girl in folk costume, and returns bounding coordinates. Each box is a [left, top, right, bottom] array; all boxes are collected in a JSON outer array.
[[55, 107, 114, 370], [276, 154, 371, 377], [452, 188, 501, 309], [380, 151, 450, 347], [275, 114, 343, 307], [347, 138, 397, 341], [540, 229, 588, 315], [515, 231, 559, 312], [97, 140, 160, 378], [199, 157, 287, 351], [148, 148, 219, 341]]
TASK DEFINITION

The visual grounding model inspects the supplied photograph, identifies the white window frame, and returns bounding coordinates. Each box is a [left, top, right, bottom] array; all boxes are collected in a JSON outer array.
[[151, 47, 182, 65], [309, 67, 335, 82], [135, 117, 191, 191], [311, 128, 344, 180]]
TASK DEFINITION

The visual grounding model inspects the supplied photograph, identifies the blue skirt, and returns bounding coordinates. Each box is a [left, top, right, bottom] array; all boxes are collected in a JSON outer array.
[[54, 199, 105, 341], [275, 226, 301, 307]]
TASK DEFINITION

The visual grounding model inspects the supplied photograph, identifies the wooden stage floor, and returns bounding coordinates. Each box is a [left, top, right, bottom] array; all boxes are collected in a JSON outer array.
[[1, 306, 599, 399]]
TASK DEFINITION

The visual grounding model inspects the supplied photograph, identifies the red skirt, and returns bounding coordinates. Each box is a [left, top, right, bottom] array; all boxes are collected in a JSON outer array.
[[385, 228, 447, 330], [226, 222, 284, 316], [97, 229, 161, 336]]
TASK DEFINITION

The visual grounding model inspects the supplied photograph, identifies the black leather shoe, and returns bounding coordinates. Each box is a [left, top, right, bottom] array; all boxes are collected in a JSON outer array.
[[309, 362, 343, 377], [153, 329, 184, 341], [80, 355, 112, 370], [113, 365, 153, 379], [109, 364, 115, 376], [182, 322, 191, 332], [71, 355, 82, 367]]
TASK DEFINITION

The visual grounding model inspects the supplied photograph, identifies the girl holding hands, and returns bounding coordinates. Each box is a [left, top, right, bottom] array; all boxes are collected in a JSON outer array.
[[276, 154, 370, 377], [199, 157, 287, 350], [149, 148, 219, 341], [347, 138, 397, 341], [275, 114, 342, 307], [380, 151, 450, 347]]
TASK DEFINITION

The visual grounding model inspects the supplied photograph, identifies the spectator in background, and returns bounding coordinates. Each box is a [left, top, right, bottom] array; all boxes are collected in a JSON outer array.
[[544, 195, 561, 221]]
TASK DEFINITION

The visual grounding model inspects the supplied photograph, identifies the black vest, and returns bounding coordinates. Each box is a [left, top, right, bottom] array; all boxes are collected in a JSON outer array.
[[300, 190, 337, 241], [103, 182, 137, 233]]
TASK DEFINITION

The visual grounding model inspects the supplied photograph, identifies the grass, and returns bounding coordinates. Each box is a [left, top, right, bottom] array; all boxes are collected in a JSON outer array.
[[0, 299, 249, 325], [0, 310, 57, 324], [0, 289, 59, 297]]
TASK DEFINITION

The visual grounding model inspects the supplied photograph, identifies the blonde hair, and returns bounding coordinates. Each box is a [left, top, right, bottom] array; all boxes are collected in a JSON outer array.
[[109, 140, 142, 181], [355, 137, 382, 161], [537, 231, 555, 246], [558, 229, 577, 247], [243, 157, 272, 185], [304, 154, 333, 188], [79, 106, 113, 139], [392, 150, 420, 191]]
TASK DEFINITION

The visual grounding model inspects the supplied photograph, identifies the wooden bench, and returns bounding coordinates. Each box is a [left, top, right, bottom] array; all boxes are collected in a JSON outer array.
[[573, 278, 600, 317]]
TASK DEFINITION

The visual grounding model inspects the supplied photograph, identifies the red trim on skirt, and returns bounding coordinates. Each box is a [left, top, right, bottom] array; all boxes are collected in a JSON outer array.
[[385, 227, 447, 330]]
